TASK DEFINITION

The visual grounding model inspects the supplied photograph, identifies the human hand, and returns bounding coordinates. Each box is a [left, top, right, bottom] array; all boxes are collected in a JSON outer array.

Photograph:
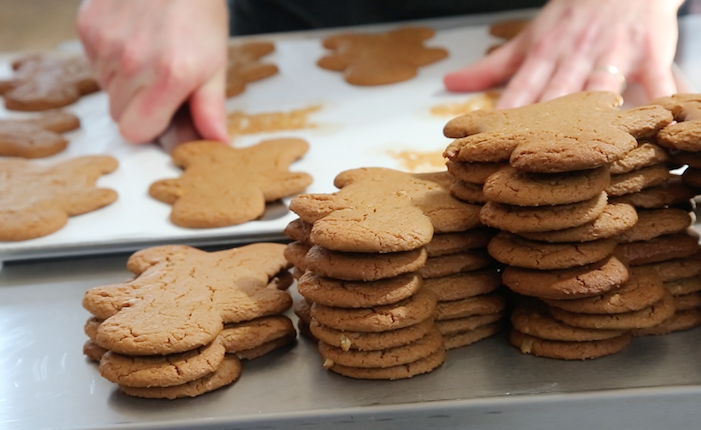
[[444, 0, 684, 109], [76, 0, 229, 144]]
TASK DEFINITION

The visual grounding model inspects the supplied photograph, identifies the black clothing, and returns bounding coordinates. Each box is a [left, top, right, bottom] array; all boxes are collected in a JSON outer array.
[[229, 0, 547, 35]]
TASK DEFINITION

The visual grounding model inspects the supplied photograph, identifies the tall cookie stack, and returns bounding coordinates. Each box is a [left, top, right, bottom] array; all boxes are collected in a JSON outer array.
[[285, 168, 487, 379], [81, 244, 296, 399], [620, 93, 701, 335], [443, 91, 675, 360]]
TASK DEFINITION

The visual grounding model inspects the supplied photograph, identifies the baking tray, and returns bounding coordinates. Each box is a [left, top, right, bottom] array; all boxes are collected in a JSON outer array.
[[0, 14, 523, 263], [2, 248, 701, 430]]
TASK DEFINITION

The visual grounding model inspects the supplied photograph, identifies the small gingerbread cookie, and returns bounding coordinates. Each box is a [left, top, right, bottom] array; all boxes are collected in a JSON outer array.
[[444, 92, 672, 173], [446, 160, 506, 184], [310, 288, 436, 332], [606, 164, 670, 197], [0, 156, 118, 241], [651, 94, 701, 151], [665, 275, 701, 296], [283, 218, 313, 244], [290, 168, 482, 253], [449, 179, 487, 204], [118, 355, 242, 399], [616, 208, 692, 243], [226, 42, 278, 97], [502, 255, 629, 300], [423, 269, 501, 301], [674, 292, 701, 311], [610, 142, 669, 175], [310, 318, 434, 351], [615, 231, 700, 266], [304, 245, 428, 281], [549, 290, 675, 330], [480, 192, 608, 233], [0, 110, 80, 158], [488, 18, 531, 40], [488, 232, 617, 270], [219, 316, 296, 356], [643, 252, 701, 282], [632, 309, 701, 336], [283, 241, 311, 273], [297, 271, 422, 308], [483, 165, 610, 206], [149, 139, 312, 228], [443, 323, 501, 350], [509, 329, 631, 360], [0, 55, 99, 111], [294, 299, 315, 340], [317, 27, 448, 86], [324, 347, 446, 380], [425, 228, 496, 257], [543, 267, 666, 314], [434, 294, 506, 321], [609, 176, 696, 208], [517, 203, 637, 243], [419, 250, 492, 279]]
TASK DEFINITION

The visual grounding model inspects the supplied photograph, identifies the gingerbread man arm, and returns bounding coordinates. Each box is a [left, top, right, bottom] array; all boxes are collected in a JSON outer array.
[[652, 94, 701, 151]]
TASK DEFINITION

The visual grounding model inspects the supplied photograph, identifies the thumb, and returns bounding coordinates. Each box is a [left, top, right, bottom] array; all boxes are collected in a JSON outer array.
[[189, 67, 229, 143]]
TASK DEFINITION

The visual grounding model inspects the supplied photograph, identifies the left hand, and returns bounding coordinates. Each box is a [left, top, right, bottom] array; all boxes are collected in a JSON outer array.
[[444, 0, 684, 109]]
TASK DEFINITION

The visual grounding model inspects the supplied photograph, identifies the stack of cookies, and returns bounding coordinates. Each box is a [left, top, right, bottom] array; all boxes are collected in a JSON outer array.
[[443, 91, 676, 359], [82, 244, 296, 399], [285, 168, 489, 379]]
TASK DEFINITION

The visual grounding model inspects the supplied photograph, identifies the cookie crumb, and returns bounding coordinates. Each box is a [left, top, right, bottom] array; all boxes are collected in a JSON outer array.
[[339, 335, 352, 352], [323, 359, 335, 369]]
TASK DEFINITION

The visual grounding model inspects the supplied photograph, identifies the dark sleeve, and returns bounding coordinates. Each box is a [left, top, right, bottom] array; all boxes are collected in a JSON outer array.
[[229, 0, 547, 36]]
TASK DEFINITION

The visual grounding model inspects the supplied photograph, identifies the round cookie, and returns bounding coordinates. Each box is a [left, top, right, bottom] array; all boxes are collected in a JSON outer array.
[[325, 347, 446, 380], [610, 142, 669, 174], [310, 317, 434, 351], [443, 323, 501, 350], [674, 292, 701, 311], [284, 218, 312, 243], [511, 302, 627, 341], [549, 290, 675, 330], [606, 164, 670, 197], [682, 167, 701, 188], [543, 267, 666, 314], [502, 255, 629, 300], [220, 316, 296, 354], [483, 165, 609, 206], [310, 288, 436, 332], [423, 269, 501, 301], [643, 252, 701, 282], [83, 340, 107, 362], [609, 177, 696, 208], [99, 339, 226, 388], [616, 208, 692, 243], [434, 294, 506, 321], [488, 232, 616, 270], [425, 228, 496, 257], [517, 203, 637, 243], [509, 329, 631, 360], [665, 275, 701, 296], [304, 245, 428, 281], [450, 179, 487, 204], [480, 192, 608, 233], [435, 312, 503, 336], [118, 355, 242, 399], [419, 251, 492, 279], [297, 272, 422, 308], [318, 329, 443, 368], [632, 309, 701, 336], [446, 160, 506, 184], [615, 231, 700, 266], [235, 333, 296, 360], [284, 241, 311, 272]]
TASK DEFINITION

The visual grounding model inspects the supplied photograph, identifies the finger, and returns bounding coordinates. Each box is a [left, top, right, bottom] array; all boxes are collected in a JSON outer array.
[[106, 69, 155, 122], [538, 20, 599, 102], [641, 62, 677, 100], [585, 32, 629, 94], [443, 37, 525, 92], [188, 67, 229, 143], [117, 76, 192, 144]]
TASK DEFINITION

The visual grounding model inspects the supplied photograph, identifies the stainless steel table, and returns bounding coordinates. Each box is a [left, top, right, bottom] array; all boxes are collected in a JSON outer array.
[[2, 9, 701, 430]]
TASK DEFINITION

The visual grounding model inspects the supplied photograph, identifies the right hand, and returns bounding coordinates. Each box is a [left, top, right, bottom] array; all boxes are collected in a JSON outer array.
[[76, 0, 229, 144]]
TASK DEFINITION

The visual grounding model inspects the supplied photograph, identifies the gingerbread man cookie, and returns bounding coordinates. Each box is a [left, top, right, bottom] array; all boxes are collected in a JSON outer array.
[[444, 91, 673, 173], [0, 110, 80, 158], [0, 55, 99, 111], [82, 244, 292, 356], [317, 27, 448, 86], [149, 139, 312, 228], [651, 93, 701, 150], [0, 156, 117, 241], [289, 168, 482, 253], [226, 42, 279, 97]]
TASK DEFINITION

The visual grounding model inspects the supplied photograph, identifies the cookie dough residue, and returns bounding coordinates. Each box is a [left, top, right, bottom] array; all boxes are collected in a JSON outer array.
[[227, 105, 322, 137], [388, 149, 446, 173], [430, 91, 500, 117]]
